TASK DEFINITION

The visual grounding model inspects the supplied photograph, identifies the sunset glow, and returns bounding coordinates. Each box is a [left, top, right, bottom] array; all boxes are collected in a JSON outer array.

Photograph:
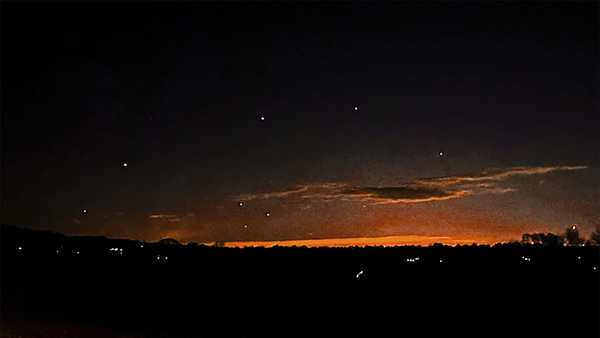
[[224, 235, 495, 248]]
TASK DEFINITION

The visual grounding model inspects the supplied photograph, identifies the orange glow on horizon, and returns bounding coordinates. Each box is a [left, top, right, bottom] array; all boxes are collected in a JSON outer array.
[[222, 235, 497, 248]]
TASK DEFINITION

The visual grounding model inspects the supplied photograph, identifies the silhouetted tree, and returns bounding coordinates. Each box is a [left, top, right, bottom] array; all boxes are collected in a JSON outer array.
[[541, 233, 564, 247], [587, 226, 600, 246], [522, 232, 564, 246], [159, 238, 181, 246], [522, 233, 533, 244], [565, 225, 584, 246]]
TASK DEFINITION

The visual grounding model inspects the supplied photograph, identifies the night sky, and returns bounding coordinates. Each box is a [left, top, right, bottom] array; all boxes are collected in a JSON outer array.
[[2, 3, 598, 245]]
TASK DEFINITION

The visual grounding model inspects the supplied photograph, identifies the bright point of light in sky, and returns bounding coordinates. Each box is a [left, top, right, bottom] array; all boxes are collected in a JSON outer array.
[[122, 162, 128, 167]]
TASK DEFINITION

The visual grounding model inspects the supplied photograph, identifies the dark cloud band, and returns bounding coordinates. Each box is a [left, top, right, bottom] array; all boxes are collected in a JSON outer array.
[[234, 165, 587, 205]]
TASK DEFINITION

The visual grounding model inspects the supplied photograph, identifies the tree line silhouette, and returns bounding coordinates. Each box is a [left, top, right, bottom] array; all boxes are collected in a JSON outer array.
[[1, 223, 598, 338], [521, 224, 600, 247]]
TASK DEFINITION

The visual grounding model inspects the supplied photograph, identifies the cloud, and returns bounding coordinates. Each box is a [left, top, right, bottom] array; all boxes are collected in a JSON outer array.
[[148, 214, 181, 222], [413, 165, 587, 187], [236, 185, 310, 202], [233, 165, 587, 205]]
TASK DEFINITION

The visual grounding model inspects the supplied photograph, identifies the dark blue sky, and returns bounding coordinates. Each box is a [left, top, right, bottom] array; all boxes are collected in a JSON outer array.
[[2, 3, 598, 243]]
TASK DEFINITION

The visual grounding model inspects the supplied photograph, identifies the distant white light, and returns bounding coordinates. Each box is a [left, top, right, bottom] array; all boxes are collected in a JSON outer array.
[[243, 224, 248, 229], [354, 106, 359, 111], [156, 255, 161, 260], [260, 116, 265, 121], [265, 211, 271, 217], [594, 266, 597, 271], [238, 201, 244, 207], [577, 256, 581, 260], [139, 244, 144, 248], [17, 246, 22, 251], [439, 151, 444, 157], [122, 162, 128, 167], [82, 209, 87, 214], [439, 259, 443, 263], [75, 250, 80, 255], [165, 256, 169, 260], [356, 270, 364, 279]]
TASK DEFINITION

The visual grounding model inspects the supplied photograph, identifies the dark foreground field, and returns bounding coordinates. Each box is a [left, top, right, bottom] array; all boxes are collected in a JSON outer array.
[[1, 225, 599, 337]]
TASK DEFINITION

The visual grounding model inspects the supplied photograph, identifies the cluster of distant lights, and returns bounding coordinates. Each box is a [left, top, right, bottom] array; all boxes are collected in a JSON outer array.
[[21, 245, 171, 263], [155, 255, 168, 261], [15, 241, 598, 272], [109, 247, 124, 255]]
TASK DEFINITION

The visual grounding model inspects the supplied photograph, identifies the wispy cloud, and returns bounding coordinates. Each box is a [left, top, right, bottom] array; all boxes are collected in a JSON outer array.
[[233, 165, 587, 205], [236, 185, 310, 202], [148, 214, 182, 222]]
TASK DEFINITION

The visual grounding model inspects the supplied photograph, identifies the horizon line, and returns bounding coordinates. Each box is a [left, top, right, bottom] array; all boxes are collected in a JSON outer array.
[[218, 235, 500, 248]]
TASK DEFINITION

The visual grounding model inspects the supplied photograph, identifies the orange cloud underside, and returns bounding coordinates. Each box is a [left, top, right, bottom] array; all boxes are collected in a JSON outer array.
[[224, 235, 495, 248]]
